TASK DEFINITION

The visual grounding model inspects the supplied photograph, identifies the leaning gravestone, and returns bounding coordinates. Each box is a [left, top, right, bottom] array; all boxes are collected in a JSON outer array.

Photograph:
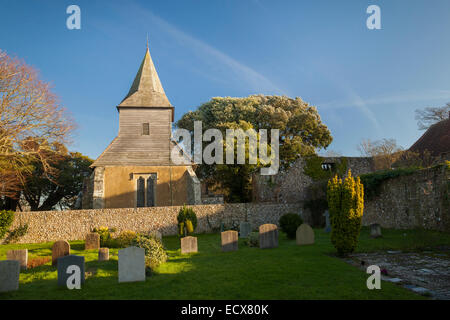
[[221, 230, 238, 252], [52, 240, 70, 266], [323, 210, 331, 233], [181, 236, 198, 254], [239, 222, 251, 238], [85, 232, 100, 250], [57, 255, 85, 287], [259, 224, 278, 249], [118, 247, 146, 283], [370, 223, 382, 238], [7, 249, 28, 270], [0, 260, 20, 293], [98, 248, 109, 261], [296, 223, 315, 246]]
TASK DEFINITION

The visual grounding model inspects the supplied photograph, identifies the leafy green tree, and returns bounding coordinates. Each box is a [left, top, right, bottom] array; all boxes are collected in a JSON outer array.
[[176, 95, 333, 202], [22, 152, 93, 211]]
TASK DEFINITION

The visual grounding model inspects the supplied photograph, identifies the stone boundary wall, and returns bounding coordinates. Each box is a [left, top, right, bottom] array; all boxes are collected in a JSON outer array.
[[363, 165, 450, 232], [5, 203, 303, 244], [253, 156, 374, 203]]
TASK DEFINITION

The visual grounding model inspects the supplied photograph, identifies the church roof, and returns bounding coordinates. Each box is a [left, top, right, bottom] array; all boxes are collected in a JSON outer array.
[[118, 46, 172, 108], [409, 115, 450, 157]]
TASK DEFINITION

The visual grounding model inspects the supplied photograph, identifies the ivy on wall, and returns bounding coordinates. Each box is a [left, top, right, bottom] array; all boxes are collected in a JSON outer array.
[[359, 167, 421, 200], [302, 156, 348, 227], [303, 155, 348, 181]]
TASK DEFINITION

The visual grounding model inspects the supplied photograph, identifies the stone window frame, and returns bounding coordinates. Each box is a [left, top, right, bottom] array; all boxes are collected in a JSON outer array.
[[131, 173, 157, 208]]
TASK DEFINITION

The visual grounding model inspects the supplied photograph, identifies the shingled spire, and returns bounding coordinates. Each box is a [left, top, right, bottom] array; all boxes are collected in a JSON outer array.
[[118, 44, 172, 108]]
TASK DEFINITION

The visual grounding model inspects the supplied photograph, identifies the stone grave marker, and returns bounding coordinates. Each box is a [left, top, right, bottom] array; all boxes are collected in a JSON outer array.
[[259, 224, 278, 249], [52, 240, 70, 266], [221, 230, 238, 252], [98, 248, 109, 261], [0, 260, 20, 293], [370, 224, 382, 238], [296, 223, 315, 246], [239, 222, 251, 238], [181, 236, 198, 254], [323, 210, 331, 233], [85, 232, 100, 250], [118, 246, 146, 283], [57, 255, 85, 288], [7, 249, 28, 270]]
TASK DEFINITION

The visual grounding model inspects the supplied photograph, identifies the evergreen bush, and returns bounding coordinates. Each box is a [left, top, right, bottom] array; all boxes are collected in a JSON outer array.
[[279, 213, 303, 239], [177, 205, 197, 236], [327, 170, 364, 256], [0, 210, 15, 239], [131, 234, 168, 273]]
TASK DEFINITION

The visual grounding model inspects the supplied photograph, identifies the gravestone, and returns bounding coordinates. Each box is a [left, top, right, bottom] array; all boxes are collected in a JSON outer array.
[[57, 255, 85, 287], [0, 260, 20, 293], [259, 224, 278, 249], [85, 232, 100, 250], [118, 247, 146, 283], [323, 210, 331, 233], [239, 222, 251, 238], [181, 236, 198, 254], [221, 230, 238, 252], [52, 240, 70, 266], [98, 248, 109, 261], [296, 223, 315, 246], [370, 224, 382, 238], [7, 249, 28, 270]]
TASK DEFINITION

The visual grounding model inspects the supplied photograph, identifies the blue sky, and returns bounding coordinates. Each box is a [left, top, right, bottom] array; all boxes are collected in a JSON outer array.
[[1, 0, 450, 158]]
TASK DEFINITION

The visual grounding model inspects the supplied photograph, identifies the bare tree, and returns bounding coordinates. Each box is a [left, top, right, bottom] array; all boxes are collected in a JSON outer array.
[[415, 103, 450, 130], [0, 49, 74, 202], [357, 138, 403, 170]]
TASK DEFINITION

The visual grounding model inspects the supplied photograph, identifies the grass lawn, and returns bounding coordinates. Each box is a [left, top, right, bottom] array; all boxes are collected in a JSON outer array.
[[1, 227, 449, 300]]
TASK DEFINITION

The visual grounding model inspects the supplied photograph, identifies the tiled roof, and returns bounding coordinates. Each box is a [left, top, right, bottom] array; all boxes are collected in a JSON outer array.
[[409, 117, 450, 157]]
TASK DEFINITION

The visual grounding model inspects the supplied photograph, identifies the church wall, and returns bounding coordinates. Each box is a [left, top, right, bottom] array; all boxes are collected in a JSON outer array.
[[103, 165, 191, 208], [5, 203, 303, 244]]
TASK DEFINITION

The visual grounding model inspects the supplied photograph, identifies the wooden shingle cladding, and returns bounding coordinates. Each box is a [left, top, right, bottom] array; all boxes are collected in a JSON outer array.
[[92, 107, 192, 167]]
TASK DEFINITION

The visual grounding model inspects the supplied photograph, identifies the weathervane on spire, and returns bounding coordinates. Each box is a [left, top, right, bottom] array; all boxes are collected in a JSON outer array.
[[146, 33, 149, 50]]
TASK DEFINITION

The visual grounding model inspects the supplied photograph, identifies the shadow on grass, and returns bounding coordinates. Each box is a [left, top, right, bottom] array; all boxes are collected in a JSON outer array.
[[1, 230, 435, 300]]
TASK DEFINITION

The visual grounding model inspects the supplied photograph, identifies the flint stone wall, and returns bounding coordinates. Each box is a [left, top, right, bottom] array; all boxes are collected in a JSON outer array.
[[253, 156, 374, 203], [363, 165, 450, 232], [4, 203, 302, 244]]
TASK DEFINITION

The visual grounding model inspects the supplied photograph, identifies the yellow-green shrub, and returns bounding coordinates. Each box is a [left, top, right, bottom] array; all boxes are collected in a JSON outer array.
[[327, 170, 364, 256], [177, 205, 197, 237], [115, 230, 137, 247], [185, 220, 194, 234]]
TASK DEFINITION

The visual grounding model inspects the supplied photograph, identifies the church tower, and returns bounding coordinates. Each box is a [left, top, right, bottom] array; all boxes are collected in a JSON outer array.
[[85, 43, 200, 209]]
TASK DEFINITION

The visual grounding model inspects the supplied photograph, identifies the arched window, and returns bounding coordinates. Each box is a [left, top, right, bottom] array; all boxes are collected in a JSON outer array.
[[146, 176, 155, 207], [136, 177, 145, 207]]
